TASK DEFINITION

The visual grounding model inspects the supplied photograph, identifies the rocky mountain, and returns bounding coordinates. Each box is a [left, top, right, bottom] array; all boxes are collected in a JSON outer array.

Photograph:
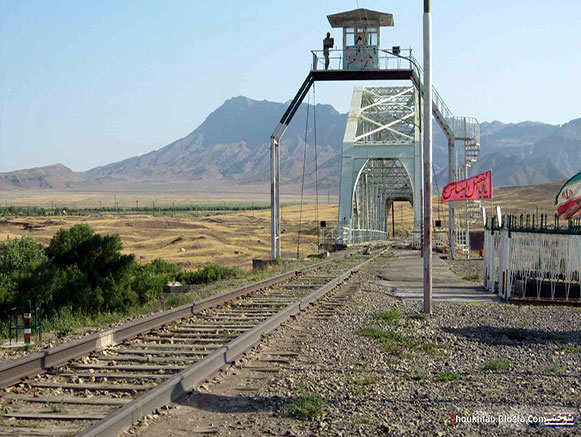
[[436, 118, 580, 188], [85, 96, 347, 191], [0, 163, 85, 190], [1, 96, 579, 193]]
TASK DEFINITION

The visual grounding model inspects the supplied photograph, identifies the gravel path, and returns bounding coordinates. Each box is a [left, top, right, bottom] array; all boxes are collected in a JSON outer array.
[[133, 250, 581, 436]]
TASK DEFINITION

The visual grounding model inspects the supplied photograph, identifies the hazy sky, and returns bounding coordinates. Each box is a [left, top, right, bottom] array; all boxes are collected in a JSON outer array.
[[1, 0, 579, 172]]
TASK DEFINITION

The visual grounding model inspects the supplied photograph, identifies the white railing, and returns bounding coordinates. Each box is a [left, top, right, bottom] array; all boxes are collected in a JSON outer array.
[[453, 116, 480, 142], [311, 48, 416, 72], [483, 229, 581, 301], [340, 227, 388, 244]]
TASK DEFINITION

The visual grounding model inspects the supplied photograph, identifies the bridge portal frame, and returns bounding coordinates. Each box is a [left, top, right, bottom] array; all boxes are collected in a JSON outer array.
[[270, 69, 415, 259], [337, 85, 422, 244]]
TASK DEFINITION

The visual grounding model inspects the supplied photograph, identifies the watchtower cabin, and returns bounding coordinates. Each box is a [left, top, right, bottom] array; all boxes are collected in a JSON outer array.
[[326, 8, 394, 70]]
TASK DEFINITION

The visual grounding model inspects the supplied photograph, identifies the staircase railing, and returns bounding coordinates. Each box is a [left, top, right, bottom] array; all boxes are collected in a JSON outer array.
[[407, 53, 480, 147]]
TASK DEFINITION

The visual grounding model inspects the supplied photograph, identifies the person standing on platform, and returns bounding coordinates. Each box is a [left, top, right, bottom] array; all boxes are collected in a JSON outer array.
[[323, 32, 334, 70]]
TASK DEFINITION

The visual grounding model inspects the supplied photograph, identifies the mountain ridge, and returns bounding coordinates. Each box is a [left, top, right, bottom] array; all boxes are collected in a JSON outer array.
[[2, 96, 580, 193]]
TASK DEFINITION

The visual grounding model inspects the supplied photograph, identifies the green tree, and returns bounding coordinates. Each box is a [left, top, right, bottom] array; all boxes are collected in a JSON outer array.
[[130, 258, 180, 304], [46, 224, 136, 312], [0, 236, 57, 310]]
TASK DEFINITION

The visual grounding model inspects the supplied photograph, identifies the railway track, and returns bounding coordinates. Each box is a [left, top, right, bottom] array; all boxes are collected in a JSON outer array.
[[0, 248, 385, 436]]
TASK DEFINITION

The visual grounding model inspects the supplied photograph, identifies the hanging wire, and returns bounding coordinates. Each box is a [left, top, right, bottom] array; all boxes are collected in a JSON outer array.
[[313, 84, 319, 230], [296, 92, 310, 259]]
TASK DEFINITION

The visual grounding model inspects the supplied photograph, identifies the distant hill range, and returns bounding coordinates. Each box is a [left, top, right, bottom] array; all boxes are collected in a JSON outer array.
[[1, 96, 579, 193]]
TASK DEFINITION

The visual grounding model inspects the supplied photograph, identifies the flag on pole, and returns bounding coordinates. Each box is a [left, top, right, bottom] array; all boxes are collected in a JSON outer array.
[[441, 170, 492, 203], [556, 171, 581, 219]]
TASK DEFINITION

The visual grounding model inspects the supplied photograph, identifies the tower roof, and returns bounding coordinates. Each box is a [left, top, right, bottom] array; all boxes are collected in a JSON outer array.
[[327, 8, 394, 28]]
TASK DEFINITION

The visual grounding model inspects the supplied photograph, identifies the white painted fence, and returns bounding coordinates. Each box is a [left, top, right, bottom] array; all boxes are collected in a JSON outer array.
[[340, 228, 388, 244], [484, 229, 581, 301]]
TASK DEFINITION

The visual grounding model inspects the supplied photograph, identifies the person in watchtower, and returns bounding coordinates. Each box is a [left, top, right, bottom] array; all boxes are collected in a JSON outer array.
[[323, 32, 334, 70]]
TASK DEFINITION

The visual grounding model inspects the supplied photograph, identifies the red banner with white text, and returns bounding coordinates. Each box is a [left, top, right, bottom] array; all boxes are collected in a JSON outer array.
[[441, 170, 492, 203]]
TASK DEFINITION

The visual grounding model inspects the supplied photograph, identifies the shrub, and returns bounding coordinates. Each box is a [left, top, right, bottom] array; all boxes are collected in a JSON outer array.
[[287, 390, 327, 420], [131, 258, 180, 304], [482, 359, 510, 371], [438, 371, 461, 382], [43, 306, 84, 339], [0, 224, 247, 329], [177, 264, 241, 285], [374, 308, 401, 325]]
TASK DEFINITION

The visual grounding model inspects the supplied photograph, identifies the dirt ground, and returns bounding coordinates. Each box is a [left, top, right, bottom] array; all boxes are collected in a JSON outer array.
[[0, 204, 349, 270]]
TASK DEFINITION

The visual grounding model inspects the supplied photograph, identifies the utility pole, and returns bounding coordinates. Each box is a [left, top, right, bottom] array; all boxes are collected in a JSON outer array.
[[423, 0, 433, 315]]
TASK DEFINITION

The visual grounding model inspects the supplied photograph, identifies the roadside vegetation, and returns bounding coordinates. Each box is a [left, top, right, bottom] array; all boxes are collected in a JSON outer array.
[[374, 308, 401, 325], [356, 326, 439, 357], [0, 224, 243, 339], [351, 373, 377, 395], [437, 371, 461, 382], [357, 308, 440, 358], [287, 386, 327, 420], [482, 359, 511, 371], [0, 203, 272, 217]]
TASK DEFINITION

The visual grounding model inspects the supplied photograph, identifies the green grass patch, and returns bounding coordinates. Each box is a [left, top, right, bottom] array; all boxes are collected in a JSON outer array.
[[287, 390, 327, 420], [556, 344, 581, 354], [356, 326, 439, 357], [482, 359, 511, 371], [415, 341, 439, 355], [353, 413, 381, 426], [544, 365, 564, 374], [351, 373, 377, 395], [374, 308, 401, 325], [409, 312, 428, 321], [437, 371, 461, 382]]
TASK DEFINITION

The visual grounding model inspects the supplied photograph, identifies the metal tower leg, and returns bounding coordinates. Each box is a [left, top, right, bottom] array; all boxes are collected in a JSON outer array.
[[448, 137, 456, 260], [270, 138, 281, 259]]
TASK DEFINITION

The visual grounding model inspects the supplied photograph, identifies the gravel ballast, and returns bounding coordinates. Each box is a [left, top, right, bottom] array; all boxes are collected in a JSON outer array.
[[134, 250, 581, 436]]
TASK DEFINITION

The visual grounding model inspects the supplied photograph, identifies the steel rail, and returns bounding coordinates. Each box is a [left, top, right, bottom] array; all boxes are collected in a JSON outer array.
[[79, 249, 384, 437], [0, 253, 354, 389]]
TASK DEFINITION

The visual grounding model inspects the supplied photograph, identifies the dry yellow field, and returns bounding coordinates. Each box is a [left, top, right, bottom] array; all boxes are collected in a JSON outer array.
[[0, 180, 562, 269], [0, 204, 337, 270], [0, 189, 324, 208]]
